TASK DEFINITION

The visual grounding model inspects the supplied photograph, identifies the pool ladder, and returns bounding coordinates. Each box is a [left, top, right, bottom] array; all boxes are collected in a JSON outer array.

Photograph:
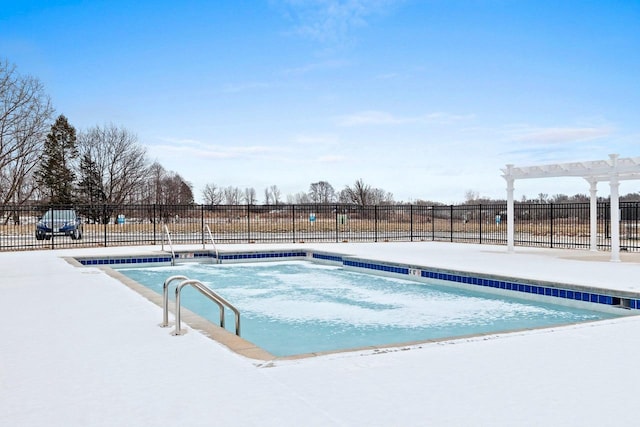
[[160, 275, 241, 336], [161, 224, 176, 266], [161, 225, 220, 265], [203, 224, 220, 264]]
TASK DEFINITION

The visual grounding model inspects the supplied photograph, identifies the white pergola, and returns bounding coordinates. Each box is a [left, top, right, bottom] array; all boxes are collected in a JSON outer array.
[[501, 154, 640, 262]]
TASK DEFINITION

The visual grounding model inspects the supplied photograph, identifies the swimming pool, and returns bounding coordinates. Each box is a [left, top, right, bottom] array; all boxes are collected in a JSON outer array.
[[117, 260, 619, 357]]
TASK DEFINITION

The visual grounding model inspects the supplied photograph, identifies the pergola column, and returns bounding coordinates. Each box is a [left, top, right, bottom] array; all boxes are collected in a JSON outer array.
[[505, 164, 515, 253], [609, 154, 621, 262], [588, 179, 598, 252]]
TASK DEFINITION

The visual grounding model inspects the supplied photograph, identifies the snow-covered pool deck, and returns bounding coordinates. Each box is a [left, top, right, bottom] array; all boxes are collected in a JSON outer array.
[[2, 242, 640, 426]]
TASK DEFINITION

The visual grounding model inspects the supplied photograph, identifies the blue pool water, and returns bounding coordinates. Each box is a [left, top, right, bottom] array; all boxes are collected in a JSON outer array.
[[118, 261, 618, 357]]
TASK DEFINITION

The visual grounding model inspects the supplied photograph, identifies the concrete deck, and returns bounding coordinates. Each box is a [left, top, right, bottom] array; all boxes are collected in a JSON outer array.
[[2, 242, 640, 426]]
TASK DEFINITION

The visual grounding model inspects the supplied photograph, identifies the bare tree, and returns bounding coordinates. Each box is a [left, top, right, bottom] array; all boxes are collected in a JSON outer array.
[[223, 186, 242, 205], [287, 192, 310, 204], [202, 183, 223, 205], [464, 190, 479, 203], [340, 178, 371, 205], [340, 179, 393, 206], [162, 173, 193, 204], [269, 185, 281, 205], [141, 162, 166, 205], [0, 60, 54, 205], [243, 187, 257, 205], [77, 124, 148, 205], [552, 194, 569, 203], [308, 181, 335, 203], [263, 187, 271, 205], [136, 162, 193, 205], [370, 188, 394, 205]]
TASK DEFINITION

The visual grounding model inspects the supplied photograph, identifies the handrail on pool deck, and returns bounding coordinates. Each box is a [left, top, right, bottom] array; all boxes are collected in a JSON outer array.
[[161, 224, 176, 266], [161, 275, 225, 330], [203, 224, 220, 263], [160, 275, 188, 328], [172, 278, 241, 337]]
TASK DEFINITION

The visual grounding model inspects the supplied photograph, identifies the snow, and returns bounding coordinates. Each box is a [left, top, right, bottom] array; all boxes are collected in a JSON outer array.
[[2, 242, 640, 426]]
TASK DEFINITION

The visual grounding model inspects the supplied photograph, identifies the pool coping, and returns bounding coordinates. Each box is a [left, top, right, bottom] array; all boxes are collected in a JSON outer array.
[[68, 247, 640, 361]]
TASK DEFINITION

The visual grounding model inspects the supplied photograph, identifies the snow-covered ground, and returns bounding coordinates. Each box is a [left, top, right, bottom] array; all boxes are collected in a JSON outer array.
[[2, 242, 640, 426]]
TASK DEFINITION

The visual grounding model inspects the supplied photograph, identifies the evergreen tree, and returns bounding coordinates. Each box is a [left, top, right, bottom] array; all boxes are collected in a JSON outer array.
[[35, 115, 78, 204], [77, 151, 107, 223], [77, 152, 105, 204]]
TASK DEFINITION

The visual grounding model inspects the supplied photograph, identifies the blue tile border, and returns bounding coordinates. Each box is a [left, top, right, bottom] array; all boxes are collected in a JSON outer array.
[[218, 251, 306, 261], [312, 253, 344, 263], [77, 250, 307, 266], [79, 256, 173, 265], [340, 258, 639, 311], [76, 250, 640, 311], [343, 259, 409, 275]]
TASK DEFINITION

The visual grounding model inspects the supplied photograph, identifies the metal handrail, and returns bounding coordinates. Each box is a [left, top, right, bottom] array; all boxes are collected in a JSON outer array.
[[162, 224, 175, 266], [160, 275, 188, 327], [203, 224, 220, 263], [173, 279, 241, 336], [161, 275, 225, 329]]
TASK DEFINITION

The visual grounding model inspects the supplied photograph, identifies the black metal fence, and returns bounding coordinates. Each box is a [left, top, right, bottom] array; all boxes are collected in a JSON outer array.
[[1, 202, 639, 252]]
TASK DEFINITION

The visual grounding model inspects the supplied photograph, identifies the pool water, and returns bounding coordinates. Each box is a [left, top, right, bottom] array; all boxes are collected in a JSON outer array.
[[118, 261, 618, 357]]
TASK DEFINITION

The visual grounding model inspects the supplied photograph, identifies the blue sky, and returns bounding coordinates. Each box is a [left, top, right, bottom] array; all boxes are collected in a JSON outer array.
[[2, 0, 639, 203]]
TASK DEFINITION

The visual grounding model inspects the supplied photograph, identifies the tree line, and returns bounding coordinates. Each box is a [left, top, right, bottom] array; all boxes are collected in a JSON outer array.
[[201, 178, 395, 206]]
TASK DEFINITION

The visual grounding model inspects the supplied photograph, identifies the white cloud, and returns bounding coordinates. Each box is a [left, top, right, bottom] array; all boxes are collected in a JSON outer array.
[[509, 126, 614, 144], [152, 138, 282, 160], [337, 110, 475, 126], [495, 124, 618, 167], [293, 133, 340, 146], [422, 112, 477, 124], [277, 0, 402, 44], [338, 110, 408, 126], [283, 59, 351, 75]]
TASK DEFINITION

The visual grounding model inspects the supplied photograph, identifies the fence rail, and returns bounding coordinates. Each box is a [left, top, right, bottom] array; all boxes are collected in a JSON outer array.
[[1, 202, 639, 252]]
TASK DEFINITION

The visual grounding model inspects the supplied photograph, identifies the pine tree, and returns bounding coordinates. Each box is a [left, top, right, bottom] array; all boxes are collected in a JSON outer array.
[[77, 152, 105, 204], [77, 151, 107, 222], [35, 115, 78, 204]]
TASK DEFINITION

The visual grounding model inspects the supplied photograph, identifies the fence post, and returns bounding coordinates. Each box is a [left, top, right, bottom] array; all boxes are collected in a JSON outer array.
[[335, 205, 339, 243], [292, 205, 296, 243], [374, 205, 378, 242], [201, 205, 205, 247], [160, 205, 165, 244], [50, 205, 55, 250], [550, 203, 554, 248], [434, 206, 438, 240], [632, 202, 638, 240], [102, 204, 107, 247], [450, 205, 454, 242], [246, 205, 251, 243], [152, 204, 157, 245], [410, 205, 414, 242], [479, 204, 483, 244]]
